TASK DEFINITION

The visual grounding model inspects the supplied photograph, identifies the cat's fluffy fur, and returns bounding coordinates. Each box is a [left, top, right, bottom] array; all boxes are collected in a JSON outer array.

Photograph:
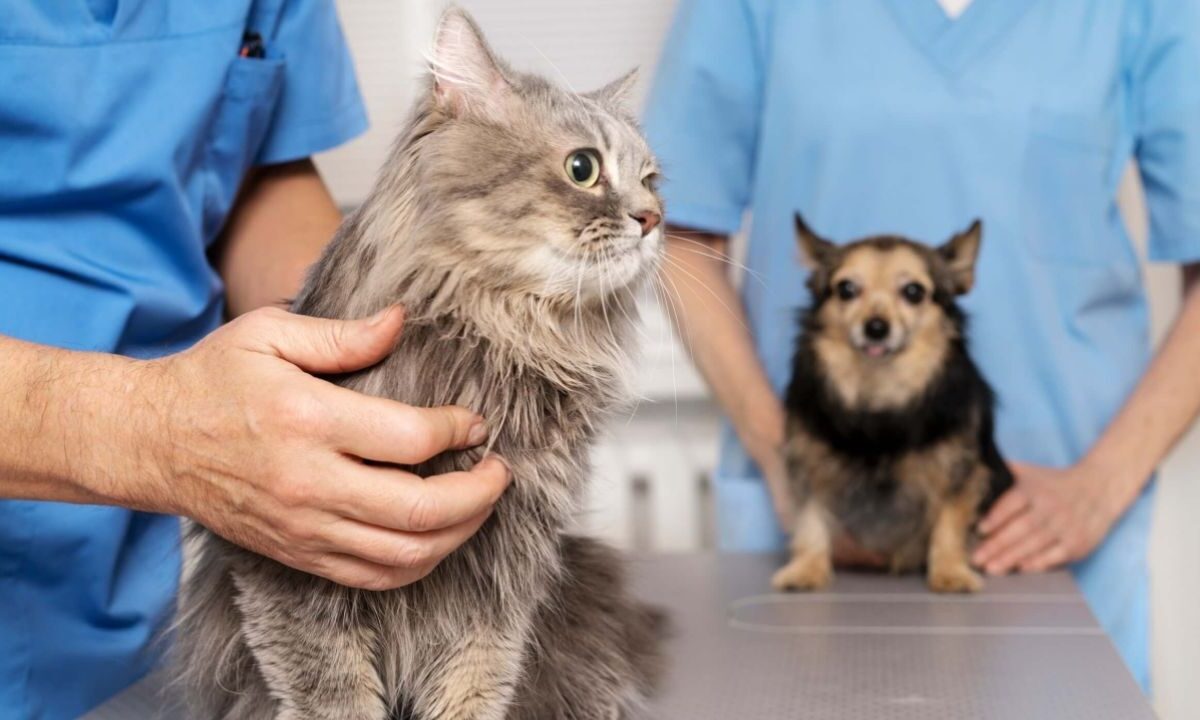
[[173, 8, 667, 719]]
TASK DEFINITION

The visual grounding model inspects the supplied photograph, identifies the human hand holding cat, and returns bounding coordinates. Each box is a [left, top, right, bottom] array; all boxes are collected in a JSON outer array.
[[129, 305, 511, 590]]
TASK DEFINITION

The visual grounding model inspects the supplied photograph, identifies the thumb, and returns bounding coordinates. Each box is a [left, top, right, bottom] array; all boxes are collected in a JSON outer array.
[[254, 305, 406, 374]]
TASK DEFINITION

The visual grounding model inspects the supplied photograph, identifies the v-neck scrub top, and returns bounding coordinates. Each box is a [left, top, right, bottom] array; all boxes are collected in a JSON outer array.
[[0, 2, 366, 717], [645, 0, 1200, 691]]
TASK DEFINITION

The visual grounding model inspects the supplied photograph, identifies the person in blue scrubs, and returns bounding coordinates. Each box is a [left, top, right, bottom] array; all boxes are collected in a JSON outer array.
[[0, 3, 509, 718], [645, 0, 1200, 691]]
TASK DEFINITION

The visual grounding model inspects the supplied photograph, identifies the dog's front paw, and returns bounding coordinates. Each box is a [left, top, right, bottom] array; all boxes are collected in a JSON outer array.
[[927, 564, 983, 593], [771, 556, 833, 592]]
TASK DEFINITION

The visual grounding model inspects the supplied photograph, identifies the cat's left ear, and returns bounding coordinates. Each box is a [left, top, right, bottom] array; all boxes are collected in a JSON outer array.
[[586, 68, 639, 109], [937, 219, 982, 295], [429, 7, 512, 118]]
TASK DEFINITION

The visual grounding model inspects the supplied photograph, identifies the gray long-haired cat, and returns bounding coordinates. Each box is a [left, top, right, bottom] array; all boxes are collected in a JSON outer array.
[[172, 8, 668, 720]]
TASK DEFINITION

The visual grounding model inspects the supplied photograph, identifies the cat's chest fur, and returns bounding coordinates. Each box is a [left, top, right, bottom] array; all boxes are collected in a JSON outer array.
[[355, 314, 617, 478], [343, 312, 625, 615]]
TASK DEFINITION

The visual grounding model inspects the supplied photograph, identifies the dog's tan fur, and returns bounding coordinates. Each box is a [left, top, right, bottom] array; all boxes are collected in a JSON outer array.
[[811, 245, 958, 410], [776, 220, 1006, 593]]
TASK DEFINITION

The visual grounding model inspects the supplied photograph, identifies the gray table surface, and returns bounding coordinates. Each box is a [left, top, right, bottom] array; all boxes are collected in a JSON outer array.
[[87, 553, 1155, 719], [634, 553, 1154, 719]]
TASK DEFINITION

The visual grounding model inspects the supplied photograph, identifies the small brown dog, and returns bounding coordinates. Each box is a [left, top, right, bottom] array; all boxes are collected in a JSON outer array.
[[772, 215, 1012, 593]]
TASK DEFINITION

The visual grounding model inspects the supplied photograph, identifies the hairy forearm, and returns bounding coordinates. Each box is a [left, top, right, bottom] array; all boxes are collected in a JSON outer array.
[[213, 159, 343, 316], [0, 335, 160, 507], [660, 230, 784, 461], [1084, 264, 1200, 510]]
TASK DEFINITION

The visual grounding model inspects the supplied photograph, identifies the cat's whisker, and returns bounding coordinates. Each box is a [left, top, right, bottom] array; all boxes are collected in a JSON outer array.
[[657, 255, 753, 334], [649, 271, 686, 422], [597, 250, 617, 346], [570, 256, 584, 333], [609, 267, 652, 427], [662, 237, 763, 279], [618, 296, 660, 424], [596, 243, 651, 346], [620, 280, 652, 345], [655, 229, 726, 235], [665, 235, 766, 287]]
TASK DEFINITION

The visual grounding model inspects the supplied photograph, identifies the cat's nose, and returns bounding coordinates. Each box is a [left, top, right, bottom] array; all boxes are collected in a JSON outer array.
[[630, 210, 661, 237]]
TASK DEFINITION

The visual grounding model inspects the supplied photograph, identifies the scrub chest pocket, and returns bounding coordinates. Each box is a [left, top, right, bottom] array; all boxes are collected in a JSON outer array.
[[202, 53, 285, 242], [1020, 107, 1132, 266]]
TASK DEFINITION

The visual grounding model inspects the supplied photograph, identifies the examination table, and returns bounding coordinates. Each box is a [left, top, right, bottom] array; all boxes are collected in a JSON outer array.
[[87, 553, 1155, 719]]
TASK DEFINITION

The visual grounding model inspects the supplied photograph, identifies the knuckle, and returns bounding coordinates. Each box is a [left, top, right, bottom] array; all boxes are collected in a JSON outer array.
[[411, 562, 439, 583], [227, 310, 259, 336], [323, 320, 353, 360], [274, 485, 303, 511], [271, 392, 326, 438], [390, 538, 435, 569], [308, 555, 346, 584], [404, 492, 443, 532], [351, 571, 389, 591], [362, 569, 404, 592], [272, 472, 316, 509], [280, 513, 319, 545], [239, 307, 282, 336], [398, 420, 438, 460]]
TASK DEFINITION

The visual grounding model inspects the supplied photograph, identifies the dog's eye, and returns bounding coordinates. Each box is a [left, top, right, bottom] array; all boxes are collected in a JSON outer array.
[[901, 282, 927, 304], [835, 280, 859, 301]]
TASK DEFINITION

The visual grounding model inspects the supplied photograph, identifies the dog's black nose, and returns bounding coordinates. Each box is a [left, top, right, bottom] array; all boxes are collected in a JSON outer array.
[[864, 317, 890, 341]]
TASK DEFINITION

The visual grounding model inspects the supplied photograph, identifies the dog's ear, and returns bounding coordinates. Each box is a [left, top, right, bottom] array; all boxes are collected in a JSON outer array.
[[795, 214, 838, 299], [938, 220, 982, 295], [795, 214, 838, 268]]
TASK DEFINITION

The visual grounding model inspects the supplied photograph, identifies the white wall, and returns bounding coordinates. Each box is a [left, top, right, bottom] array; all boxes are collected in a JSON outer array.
[[318, 2, 1199, 716], [1121, 170, 1200, 720]]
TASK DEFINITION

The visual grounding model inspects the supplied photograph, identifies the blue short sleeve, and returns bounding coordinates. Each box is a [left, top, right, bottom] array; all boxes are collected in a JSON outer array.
[[643, 0, 771, 235], [256, 0, 368, 165], [1133, 0, 1200, 263]]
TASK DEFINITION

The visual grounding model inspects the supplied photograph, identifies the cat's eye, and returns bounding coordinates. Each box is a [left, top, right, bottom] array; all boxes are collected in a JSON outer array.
[[835, 279, 859, 301], [901, 282, 927, 305], [642, 172, 661, 191], [565, 150, 601, 188]]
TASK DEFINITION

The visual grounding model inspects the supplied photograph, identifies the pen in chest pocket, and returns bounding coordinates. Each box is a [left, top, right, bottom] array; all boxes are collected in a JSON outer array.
[[239, 31, 265, 58]]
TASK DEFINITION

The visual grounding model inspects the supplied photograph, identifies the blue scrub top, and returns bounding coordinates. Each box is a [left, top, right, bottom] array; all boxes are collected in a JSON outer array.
[[645, 0, 1200, 692], [0, 2, 366, 717]]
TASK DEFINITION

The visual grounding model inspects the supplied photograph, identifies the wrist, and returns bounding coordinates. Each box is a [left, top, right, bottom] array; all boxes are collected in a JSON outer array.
[[738, 406, 785, 470], [1077, 447, 1148, 521], [46, 351, 174, 510]]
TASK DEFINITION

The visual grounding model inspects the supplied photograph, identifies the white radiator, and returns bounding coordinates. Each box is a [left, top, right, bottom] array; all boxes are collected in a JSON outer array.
[[583, 397, 720, 553]]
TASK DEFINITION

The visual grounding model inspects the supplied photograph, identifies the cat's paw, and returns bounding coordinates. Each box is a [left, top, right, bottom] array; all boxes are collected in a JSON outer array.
[[771, 556, 833, 592], [927, 564, 983, 593]]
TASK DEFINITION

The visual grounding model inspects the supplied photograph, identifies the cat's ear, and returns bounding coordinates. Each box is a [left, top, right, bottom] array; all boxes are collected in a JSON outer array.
[[429, 7, 511, 118], [795, 213, 836, 269], [937, 219, 982, 295], [586, 68, 639, 109]]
